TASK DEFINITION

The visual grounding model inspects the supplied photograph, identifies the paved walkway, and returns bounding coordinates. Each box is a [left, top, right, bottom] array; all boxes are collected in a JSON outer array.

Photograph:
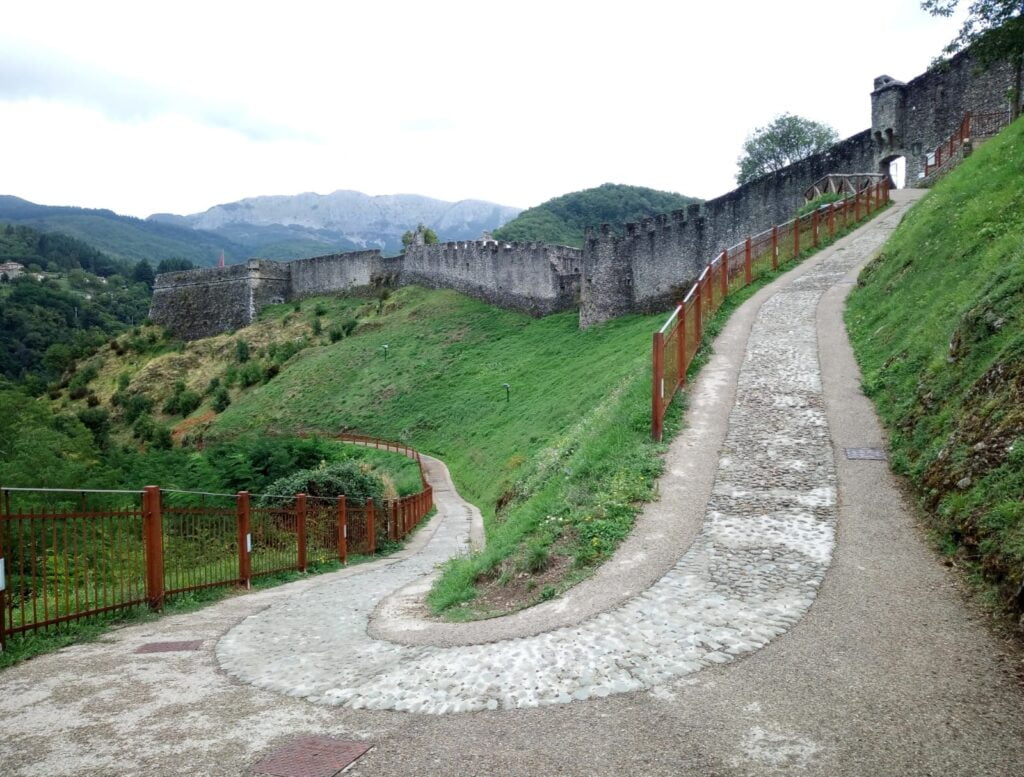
[[2, 190, 1024, 775]]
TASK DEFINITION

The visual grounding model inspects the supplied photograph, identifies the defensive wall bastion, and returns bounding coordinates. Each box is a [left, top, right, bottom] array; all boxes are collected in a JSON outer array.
[[151, 47, 1021, 337]]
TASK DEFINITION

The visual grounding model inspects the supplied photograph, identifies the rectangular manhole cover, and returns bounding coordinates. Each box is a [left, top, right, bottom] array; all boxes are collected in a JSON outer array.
[[844, 447, 887, 460], [252, 737, 371, 777], [135, 640, 203, 653]]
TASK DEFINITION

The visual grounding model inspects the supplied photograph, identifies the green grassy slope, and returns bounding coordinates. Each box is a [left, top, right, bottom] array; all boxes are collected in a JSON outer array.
[[207, 287, 674, 614], [846, 116, 1024, 612]]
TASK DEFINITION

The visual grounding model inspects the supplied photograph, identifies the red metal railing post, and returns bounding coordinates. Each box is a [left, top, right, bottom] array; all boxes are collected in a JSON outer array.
[[812, 208, 819, 247], [744, 237, 752, 284], [337, 495, 347, 564], [771, 225, 779, 270], [794, 216, 801, 256], [694, 277, 703, 343], [0, 497, 6, 650], [828, 203, 835, 239], [237, 491, 251, 588], [854, 191, 861, 222], [652, 331, 665, 442], [143, 486, 165, 611], [390, 500, 399, 541], [676, 303, 686, 390], [720, 250, 729, 300], [367, 498, 376, 555], [296, 493, 307, 572]]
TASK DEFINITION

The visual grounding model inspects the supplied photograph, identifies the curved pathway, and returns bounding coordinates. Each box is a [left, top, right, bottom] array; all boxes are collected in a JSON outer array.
[[4, 190, 1024, 777], [216, 198, 897, 713]]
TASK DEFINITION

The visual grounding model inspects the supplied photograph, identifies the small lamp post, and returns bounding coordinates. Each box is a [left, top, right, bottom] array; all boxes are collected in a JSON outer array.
[[503, 383, 510, 402], [382, 344, 389, 361]]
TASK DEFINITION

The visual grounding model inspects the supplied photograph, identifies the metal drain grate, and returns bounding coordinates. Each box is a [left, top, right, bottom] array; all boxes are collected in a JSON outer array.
[[252, 737, 371, 777], [844, 447, 887, 461], [134, 640, 203, 653]]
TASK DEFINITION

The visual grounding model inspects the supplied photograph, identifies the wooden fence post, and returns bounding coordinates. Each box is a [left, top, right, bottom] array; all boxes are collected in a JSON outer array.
[[854, 191, 861, 222], [296, 493, 307, 572], [143, 486, 165, 611], [367, 499, 376, 554], [794, 217, 801, 257], [337, 495, 347, 564], [237, 491, 251, 589], [652, 331, 664, 442], [771, 225, 779, 271], [828, 203, 835, 238], [812, 208, 819, 247], [390, 500, 399, 541], [744, 237, 752, 284]]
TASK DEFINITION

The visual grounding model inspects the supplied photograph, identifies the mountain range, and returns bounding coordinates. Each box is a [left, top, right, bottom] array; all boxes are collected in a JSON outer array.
[[0, 192, 521, 268]]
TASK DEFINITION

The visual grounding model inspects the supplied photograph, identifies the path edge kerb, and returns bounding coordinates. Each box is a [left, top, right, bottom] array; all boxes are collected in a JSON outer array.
[[367, 213, 895, 648]]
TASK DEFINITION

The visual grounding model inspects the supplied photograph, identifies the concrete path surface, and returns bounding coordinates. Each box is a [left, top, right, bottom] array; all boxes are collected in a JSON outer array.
[[2, 189, 1023, 775]]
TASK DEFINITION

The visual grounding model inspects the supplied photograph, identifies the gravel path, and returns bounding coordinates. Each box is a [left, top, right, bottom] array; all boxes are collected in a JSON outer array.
[[2, 189, 1023, 776]]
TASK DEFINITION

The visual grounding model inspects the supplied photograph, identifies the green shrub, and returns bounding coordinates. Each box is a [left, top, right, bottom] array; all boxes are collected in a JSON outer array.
[[76, 407, 111, 448], [234, 339, 250, 363], [151, 425, 173, 450], [258, 460, 385, 506], [206, 376, 220, 394], [122, 393, 153, 423], [328, 327, 343, 343], [340, 318, 358, 337], [212, 387, 231, 413], [312, 318, 323, 336], [314, 303, 327, 317], [239, 361, 264, 388]]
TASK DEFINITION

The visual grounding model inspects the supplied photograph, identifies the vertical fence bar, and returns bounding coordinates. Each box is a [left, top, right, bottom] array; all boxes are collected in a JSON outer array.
[[296, 492, 307, 572], [652, 331, 664, 442], [367, 499, 376, 555], [812, 208, 819, 247], [337, 495, 347, 564], [390, 500, 399, 541], [694, 278, 703, 343], [143, 486, 164, 611], [771, 225, 779, 270], [677, 304, 686, 390], [744, 238, 752, 284], [794, 217, 801, 257], [237, 491, 251, 589], [719, 251, 728, 300], [854, 191, 861, 222], [828, 203, 835, 238], [0, 494, 6, 650]]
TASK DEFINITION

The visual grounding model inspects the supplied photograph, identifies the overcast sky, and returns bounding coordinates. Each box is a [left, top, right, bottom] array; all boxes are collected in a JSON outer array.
[[0, 1, 965, 218]]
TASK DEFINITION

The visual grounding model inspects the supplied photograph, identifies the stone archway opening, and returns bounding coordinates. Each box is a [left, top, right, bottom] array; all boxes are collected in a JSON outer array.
[[880, 154, 906, 189]]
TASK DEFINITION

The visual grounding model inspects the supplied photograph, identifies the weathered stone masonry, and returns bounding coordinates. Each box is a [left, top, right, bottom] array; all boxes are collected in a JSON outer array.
[[579, 48, 1021, 326], [152, 48, 1020, 337], [151, 242, 581, 340]]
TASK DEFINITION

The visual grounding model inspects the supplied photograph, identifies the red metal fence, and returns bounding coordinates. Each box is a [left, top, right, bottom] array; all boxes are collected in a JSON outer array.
[[0, 434, 433, 647], [651, 180, 891, 441], [924, 110, 1012, 177]]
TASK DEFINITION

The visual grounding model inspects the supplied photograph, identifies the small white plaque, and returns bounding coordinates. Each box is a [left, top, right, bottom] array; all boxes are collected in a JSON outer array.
[[0, 558, 5, 591], [246, 533, 252, 553]]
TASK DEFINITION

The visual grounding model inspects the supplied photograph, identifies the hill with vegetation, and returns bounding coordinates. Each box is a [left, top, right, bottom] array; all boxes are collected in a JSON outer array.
[[15, 284, 675, 618], [0, 223, 155, 386], [491, 183, 701, 247], [847, 116, 1024, 616], [0, 196, 246, 267]]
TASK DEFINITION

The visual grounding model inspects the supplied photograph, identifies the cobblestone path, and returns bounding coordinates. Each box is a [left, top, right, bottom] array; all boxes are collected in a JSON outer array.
[[216, 216, 901, 715]]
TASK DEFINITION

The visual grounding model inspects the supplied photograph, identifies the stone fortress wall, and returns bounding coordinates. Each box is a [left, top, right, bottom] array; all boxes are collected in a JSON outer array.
[[151, 240, 581, 340], [579, 47, 1020, 326], [152, 47, 1020, 338]]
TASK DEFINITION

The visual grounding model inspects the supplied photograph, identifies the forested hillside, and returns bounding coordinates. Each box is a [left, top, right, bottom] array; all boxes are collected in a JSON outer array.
[[492, 183, 701, 247], [0, 223, 156, 386], [0, 196, 245, 267]]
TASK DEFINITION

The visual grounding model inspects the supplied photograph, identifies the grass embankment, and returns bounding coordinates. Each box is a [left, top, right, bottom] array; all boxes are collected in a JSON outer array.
[[847, 116, 1024, 615], [209, 288, 675, 617]]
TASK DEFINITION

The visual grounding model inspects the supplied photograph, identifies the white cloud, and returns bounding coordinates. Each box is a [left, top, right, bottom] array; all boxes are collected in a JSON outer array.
[[0, 0, 966, 217]]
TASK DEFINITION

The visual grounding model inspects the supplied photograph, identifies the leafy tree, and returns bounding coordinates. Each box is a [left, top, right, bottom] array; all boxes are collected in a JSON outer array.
[[735, 114, 839, 184], [922, 0, 1024, 118], [132, 260, 155, 288], [401, 223, 439, 248], [156, 258, 195, 274], [258, 460, 385, 505]]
